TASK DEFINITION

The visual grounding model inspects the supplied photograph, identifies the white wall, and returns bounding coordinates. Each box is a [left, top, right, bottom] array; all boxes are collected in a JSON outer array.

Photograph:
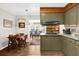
[[15, 16, 29, 34], [0, 8, 40, 36], [0, 8, 16, 37], [15, 15, 40, 35], [29, 20, 40, 31]]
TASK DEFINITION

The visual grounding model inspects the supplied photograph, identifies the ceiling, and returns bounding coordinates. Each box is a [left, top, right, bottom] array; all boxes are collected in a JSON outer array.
[[40, 3, 68, 7], [0, 3, 40, 16], [0, 3, 68, 16]]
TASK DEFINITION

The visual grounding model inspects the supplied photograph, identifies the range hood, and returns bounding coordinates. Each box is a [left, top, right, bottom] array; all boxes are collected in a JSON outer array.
[[45, 20, 60, 25]]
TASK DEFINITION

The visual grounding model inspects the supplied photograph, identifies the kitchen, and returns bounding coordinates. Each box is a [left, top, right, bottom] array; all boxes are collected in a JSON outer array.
[[0, 1, 79, 59], [40, 3, 79, 56], [0, 3, 79, 56]]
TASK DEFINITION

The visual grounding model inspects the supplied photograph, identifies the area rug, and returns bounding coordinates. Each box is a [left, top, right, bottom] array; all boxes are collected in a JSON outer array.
[[31, 39, 40, 45]]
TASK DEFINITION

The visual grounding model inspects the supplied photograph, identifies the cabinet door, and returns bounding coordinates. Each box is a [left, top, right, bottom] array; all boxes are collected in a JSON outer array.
[[66, 38, 76, 56], [69, 7, 77, 25], [68, 42, 76, 56], [75, 40, 79, 56], [41, 36, 47, 50], [62, 38, 67, 55], [63, 37, 76, 56], [70, 39, 76, 56], [40, 13, 47, 24], [76, 4, 79, 26], [40, 13, 64, 24], [41, 36, 61, 50], [54, 37, 62, 50], [65, 7, 77, 26], [76, 45, 79, 56], [64, 38, 70, 56], [44, 36, 61, 50], [65, 11, 71, 26], [44, 36, 54, 50], [62, 36, 65, 52], [41, 36, 56, 50]]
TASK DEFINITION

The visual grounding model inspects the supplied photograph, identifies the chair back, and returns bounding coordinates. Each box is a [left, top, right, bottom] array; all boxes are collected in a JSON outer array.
[[8, 35, 17, 44], [24, 35, 27, 40], [20, 33, 24, 36]]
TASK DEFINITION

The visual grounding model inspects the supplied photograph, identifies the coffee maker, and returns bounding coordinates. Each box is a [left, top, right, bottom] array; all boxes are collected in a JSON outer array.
[[63, 28, 71, 34]]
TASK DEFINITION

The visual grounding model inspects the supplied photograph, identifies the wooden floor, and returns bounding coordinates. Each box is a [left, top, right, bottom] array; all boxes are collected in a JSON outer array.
[[41, 50, 64, 56], [0, 45, 64, 56]]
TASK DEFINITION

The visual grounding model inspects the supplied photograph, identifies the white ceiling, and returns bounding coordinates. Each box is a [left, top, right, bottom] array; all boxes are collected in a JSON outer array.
[[0, 3, 68, 16], [0, 3, 40, 16], [40, 3, 68, 7]]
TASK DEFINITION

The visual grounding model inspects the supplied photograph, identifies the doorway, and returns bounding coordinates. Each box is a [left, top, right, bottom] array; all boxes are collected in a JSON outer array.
[[29, 20, 41, 45]]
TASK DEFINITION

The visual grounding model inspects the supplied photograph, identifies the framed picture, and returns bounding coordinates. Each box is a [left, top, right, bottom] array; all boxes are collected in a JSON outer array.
[[19, 22, 25, 28], [3, 19, 12, 28]]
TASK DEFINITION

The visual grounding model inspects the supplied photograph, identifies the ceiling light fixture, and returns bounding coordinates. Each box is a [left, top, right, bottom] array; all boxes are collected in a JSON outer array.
[[25, 9, 28, 12]]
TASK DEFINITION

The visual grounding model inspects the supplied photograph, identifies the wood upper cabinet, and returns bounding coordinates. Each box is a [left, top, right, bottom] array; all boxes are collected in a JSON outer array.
[[65, 6, 77, 26]]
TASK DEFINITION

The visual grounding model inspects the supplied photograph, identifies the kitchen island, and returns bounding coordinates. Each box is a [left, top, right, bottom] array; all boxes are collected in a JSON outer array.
[[40, 34, 62, 51]]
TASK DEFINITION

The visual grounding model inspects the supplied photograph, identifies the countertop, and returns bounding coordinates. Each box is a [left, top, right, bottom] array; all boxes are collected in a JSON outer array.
[[59, 33, 79, 41], [40, 33, 79, 41], [40, 34, 59, 36]]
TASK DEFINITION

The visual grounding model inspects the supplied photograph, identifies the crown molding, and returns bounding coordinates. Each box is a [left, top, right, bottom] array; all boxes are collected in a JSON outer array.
[[40, 3, 77, 13]]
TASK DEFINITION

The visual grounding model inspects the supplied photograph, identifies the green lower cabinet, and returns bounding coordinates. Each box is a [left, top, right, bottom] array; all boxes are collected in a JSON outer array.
[[62, 38, 67, 55], [41, 35, 62, 51], [76, 45, 79, 56], [63, 41, 67, 55], [67, 39, 76, 56], [51, 37, 62, 50], [62, 37, 76, 56], [68, 43, 76, 56], [41, 35, 79, 56], [75, 40, 79, 56], [41, 36, 49, 50]]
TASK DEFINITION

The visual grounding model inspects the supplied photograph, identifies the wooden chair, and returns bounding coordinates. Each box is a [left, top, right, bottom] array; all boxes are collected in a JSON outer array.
[[19, 33, 24, 36], [18, 35, 27, 47], [8, 35, 18, 48], [14, 34, 21, 47], [23, 35, 27, 46]]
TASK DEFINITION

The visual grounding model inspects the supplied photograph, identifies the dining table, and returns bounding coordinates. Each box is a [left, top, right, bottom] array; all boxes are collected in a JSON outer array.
[[15, 34, 27, 46]]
